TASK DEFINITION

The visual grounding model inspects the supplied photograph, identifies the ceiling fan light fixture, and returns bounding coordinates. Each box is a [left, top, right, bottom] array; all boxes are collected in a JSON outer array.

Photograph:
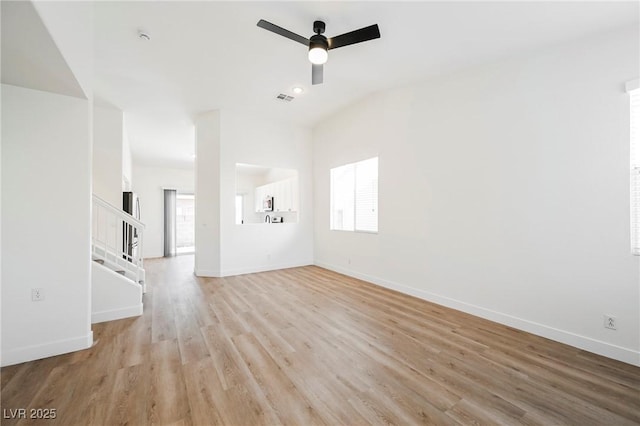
[[308, 47, 327, 65], [308, 35, 328, 65]]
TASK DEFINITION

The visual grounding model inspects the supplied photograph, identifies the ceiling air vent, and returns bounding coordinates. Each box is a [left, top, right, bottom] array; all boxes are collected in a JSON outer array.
[[276, 94, 294, 102]]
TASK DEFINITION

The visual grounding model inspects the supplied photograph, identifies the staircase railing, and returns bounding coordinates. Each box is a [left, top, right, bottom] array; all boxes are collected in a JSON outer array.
[[92, 194, 145, 286]]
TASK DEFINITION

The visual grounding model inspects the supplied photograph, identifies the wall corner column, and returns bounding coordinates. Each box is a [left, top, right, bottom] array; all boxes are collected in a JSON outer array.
[[194, 110, 221, 276]]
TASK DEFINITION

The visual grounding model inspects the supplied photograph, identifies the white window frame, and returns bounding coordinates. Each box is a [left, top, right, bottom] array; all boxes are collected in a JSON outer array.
[[235, 194, 244, 225], [330, 157, 378, 233], [627, 79, 640, 255]]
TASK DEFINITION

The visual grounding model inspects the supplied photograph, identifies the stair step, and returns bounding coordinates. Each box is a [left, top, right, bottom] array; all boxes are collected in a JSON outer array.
[[94, 260, 131, 278], [92, 252, 145, 289]]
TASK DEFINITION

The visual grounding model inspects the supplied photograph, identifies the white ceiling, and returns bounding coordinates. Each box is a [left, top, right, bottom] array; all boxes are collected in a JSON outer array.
[[1, 1, 86, 99], [67, 2, 640, 167]]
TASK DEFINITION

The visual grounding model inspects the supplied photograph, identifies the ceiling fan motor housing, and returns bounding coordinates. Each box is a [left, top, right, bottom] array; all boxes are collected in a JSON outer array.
[[313, 20, 326, 35], [309, 34, 328, 51]]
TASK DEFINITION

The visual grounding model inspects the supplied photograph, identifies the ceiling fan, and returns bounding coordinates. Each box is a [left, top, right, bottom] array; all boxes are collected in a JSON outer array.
[[257, 19, 381, 85]]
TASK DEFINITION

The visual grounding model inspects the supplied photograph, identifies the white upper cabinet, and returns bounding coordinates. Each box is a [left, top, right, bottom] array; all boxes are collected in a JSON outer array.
[[254, 184, 266, 212], [255, 177, 299, 213]]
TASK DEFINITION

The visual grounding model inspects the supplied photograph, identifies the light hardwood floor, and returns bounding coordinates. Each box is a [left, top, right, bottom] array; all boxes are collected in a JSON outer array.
[[2, 255, 639, 425]]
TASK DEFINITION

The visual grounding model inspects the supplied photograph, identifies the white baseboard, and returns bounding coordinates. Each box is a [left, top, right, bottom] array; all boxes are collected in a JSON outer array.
[[196, 260, 314, 278], [91, 304, 143, 324], [195, 268, 221, 277], [221, 260, 313, 277], [1, 332, 94, 367], [315, 261, 640, 367]]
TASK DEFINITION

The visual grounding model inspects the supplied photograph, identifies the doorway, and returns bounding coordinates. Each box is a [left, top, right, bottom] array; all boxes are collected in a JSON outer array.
[[176, 193, 195, 254]]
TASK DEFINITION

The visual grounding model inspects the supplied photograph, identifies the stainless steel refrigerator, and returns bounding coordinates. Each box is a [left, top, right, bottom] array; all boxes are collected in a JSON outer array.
[[123, 192, 140, 261]]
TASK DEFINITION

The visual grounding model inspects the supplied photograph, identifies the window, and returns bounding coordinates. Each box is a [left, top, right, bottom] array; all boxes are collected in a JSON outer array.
[[235, 195, 244, 225], [176, 193, 195, 255], [629, 80, 640, 255], [330, 157, 378, 233]]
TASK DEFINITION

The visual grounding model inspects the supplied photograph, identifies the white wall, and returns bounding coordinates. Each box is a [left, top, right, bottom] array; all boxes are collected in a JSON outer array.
[[132, 165, 194, 259], [1, 84, 93, 366], [122, 117, 133, 191], [91, 262, 142, 324], [313, 26, 640, 365], [31, 1, 93, 99], [93, 104, 123, 207], [195, 111, 222, 276], [219, 110, 313, 276]]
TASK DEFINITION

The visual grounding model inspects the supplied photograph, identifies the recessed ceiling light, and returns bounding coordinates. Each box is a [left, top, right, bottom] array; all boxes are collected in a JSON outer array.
[[292, 86, 304, 95]]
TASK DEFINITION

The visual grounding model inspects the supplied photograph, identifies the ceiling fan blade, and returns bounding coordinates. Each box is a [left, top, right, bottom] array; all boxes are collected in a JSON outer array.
[[257, 19, 309, 46], [312, 64, 323, 85], [328, 24, 380, 50]]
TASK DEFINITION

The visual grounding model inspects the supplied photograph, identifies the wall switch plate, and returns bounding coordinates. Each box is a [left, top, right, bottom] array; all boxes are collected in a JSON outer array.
[[31, 288, 44, 302], [604, 315, 616, 330]]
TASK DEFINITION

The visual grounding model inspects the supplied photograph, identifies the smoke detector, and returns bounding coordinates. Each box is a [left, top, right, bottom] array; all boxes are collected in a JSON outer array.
[[138, 30, 150, 41]]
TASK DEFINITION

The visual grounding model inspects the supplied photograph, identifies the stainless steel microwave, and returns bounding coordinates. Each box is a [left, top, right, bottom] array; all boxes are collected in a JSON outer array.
[[263, 196, 273, 212]]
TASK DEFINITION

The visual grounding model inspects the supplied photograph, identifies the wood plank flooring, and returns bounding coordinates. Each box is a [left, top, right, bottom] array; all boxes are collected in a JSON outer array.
[[2, 254, 639, 425]]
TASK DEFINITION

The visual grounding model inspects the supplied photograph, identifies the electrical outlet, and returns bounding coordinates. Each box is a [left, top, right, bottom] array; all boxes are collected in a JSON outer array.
[[604, 315, 617, 330], [31, 288, 44, 302]]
